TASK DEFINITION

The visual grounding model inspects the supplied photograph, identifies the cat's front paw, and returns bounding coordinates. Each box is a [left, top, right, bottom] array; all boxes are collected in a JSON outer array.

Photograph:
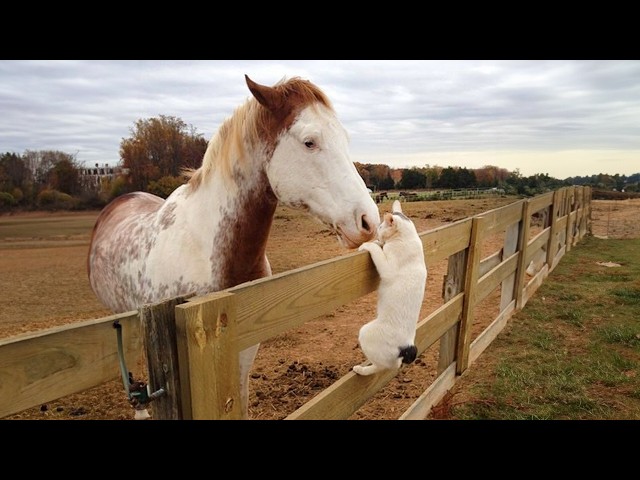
[[358, 242, 374, 253]]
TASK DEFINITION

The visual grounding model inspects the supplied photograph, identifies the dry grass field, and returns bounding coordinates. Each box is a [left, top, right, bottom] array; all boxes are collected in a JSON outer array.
[[2, 196, 630, 420]]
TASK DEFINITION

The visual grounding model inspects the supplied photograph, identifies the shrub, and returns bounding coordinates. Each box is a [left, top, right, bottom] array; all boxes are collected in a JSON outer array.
[[109, 176, 129, 201], [11, 187, 24, 203], [147, 175, 185, 198], [0, 191, 16, 209], [36, 189, 74, 210]]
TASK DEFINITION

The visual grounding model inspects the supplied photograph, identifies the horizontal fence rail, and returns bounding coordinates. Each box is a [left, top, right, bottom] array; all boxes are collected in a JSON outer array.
[[0, 186, 592, 419]]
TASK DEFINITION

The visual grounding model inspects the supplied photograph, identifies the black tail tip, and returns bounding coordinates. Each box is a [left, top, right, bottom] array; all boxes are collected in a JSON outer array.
[[399, 345, 417, 364]]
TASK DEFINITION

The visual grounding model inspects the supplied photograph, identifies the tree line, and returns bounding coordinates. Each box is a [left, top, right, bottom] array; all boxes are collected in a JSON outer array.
[[1, 114, 638, 212]]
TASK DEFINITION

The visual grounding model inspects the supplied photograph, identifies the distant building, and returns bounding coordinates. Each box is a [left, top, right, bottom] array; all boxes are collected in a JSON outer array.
[[79, 163, 128, 191]]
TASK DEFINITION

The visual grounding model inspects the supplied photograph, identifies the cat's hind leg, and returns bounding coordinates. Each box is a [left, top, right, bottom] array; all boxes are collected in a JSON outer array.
[[353, 363, 384, 376]]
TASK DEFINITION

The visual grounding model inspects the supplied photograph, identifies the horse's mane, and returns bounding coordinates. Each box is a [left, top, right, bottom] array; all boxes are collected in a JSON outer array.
[[187, 77, 333, 190]]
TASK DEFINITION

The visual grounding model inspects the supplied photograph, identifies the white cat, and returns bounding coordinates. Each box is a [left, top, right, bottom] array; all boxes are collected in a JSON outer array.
[[353, 200, 427, 376]]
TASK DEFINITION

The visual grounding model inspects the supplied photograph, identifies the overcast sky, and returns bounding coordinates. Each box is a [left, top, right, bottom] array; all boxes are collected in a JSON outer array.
[[1, 60, 638, 179]]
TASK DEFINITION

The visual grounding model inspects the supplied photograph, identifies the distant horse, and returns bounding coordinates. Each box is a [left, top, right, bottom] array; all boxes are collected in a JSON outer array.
[[374, 191, 389, 204], [88, 75, 380, 417]]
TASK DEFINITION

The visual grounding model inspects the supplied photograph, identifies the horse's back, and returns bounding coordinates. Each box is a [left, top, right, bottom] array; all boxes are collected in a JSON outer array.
[[88, 192, 164, 312]]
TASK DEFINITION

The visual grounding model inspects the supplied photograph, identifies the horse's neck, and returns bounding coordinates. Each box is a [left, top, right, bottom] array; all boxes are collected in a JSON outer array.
[[180, 163, 277, 290]]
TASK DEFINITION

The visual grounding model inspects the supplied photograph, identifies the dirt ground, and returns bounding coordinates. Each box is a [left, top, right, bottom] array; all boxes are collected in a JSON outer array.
[[2, 196, 630, 420]]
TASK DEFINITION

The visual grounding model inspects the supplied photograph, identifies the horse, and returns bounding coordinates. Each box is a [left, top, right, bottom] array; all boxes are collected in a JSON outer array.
[[87, 75, 380, 418]]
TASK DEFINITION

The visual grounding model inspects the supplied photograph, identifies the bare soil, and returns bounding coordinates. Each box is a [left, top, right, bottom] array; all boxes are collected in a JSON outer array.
[[3, 196, 630, 420]]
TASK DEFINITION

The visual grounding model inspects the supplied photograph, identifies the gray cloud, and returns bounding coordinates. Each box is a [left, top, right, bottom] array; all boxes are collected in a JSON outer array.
[[1, 60, 639, 177]]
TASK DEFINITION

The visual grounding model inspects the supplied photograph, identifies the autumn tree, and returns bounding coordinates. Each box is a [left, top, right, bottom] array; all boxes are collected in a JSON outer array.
[[355, 163, 396, 190], [0, 152, 30, 196], [50, 158, 81, 195], [22, 150, 77, 188], [475, 165, 509, 187], [354, 162, 371, 187], [120, 115, 207, 191]]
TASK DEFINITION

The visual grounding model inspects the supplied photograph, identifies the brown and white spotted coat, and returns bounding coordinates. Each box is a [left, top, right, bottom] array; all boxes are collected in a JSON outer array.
[[87, 75, 380, 417]]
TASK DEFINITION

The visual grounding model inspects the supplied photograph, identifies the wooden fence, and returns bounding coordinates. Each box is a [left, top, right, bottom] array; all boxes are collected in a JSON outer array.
[[0, 186, 592, 420]]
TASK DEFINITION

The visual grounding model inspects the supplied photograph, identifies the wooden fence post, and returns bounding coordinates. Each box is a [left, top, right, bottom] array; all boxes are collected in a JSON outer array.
[[499, 219, 521, 312], [586, 186, 592, 235], [546, 189, 562, 271], [456, 216, 483, 375], [575, 186, 584, 240], [140, 293, 194, 420], [565, 186, 575, 252], [437, 249, 468, 374], [580, 186, 589, 239], [515, 200, 532, 310], [174, 292, 241, 420]]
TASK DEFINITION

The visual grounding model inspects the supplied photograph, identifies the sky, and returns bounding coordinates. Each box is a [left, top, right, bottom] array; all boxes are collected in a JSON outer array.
[[1, 60, 639, 179]]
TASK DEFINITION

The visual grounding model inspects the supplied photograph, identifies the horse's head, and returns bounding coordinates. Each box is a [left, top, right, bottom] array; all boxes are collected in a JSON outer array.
[[246, 75, 380, 248]]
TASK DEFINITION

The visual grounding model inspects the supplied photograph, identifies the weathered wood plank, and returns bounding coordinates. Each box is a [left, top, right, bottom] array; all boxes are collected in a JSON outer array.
[[500, 220, 521, 311], [399, 362, 457, 420], [0, 311, 141, 419], [551, 245, 566, 272], [468, 300, 516, 366], [564, 187, 575, 253], [525, 228, 550, 266], [522, 264, 549, 308], [285, 367, 397, 420], [516, 200, 533, 309], [566, 211, 577, 247], [140, 294, 194, 420], [174, 292, 240, 420], [555, 215, 568, 237], [476, 252, 519, 305], [479, 250, 502, 277], [456, 217, 483, 375], [528, 191, 554, 213], [546, 190, 563, 267], [416, 293, 464, 354], [477, 200, 524, 239], [586, 186, 592, 235], [214, 250, 381, 351], [421, 218, 472, 265], [286, 294, 463, 420], [438, 250, 468, 374]]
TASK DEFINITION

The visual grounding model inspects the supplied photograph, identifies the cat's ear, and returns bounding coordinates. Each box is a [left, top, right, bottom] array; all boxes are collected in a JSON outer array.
[[392, 200, 402, 213]]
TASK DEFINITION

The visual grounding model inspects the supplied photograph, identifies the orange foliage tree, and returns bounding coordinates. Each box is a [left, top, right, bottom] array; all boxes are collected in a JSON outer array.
[[120, 115, 207, 192]]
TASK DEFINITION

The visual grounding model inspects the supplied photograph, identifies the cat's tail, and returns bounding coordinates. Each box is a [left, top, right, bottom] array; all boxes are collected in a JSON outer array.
[[398, 345, 418, 364]]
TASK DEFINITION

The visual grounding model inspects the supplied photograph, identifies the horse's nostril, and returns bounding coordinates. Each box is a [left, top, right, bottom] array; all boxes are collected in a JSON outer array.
[[361, 215, 371, 234]]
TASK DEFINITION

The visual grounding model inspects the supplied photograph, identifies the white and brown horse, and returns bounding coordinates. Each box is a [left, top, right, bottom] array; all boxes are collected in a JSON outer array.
[[88, 75, 380, 417]]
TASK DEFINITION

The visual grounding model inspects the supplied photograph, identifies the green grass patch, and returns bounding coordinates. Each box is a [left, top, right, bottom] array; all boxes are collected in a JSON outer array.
[[611, 288, 640, 305], [597, 324, 640, 348], [448, 236, 640, 420]]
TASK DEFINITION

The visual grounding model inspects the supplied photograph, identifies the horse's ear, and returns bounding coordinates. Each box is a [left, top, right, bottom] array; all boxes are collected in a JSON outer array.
[[245, 75, 283, 112]]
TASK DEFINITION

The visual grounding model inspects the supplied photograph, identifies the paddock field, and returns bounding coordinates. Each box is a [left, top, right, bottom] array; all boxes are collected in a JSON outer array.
[[2, 197, 633, 419]]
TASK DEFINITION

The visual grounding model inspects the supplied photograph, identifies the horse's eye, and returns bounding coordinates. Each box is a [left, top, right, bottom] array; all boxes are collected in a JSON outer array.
[[304, 140, 316, 149]]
